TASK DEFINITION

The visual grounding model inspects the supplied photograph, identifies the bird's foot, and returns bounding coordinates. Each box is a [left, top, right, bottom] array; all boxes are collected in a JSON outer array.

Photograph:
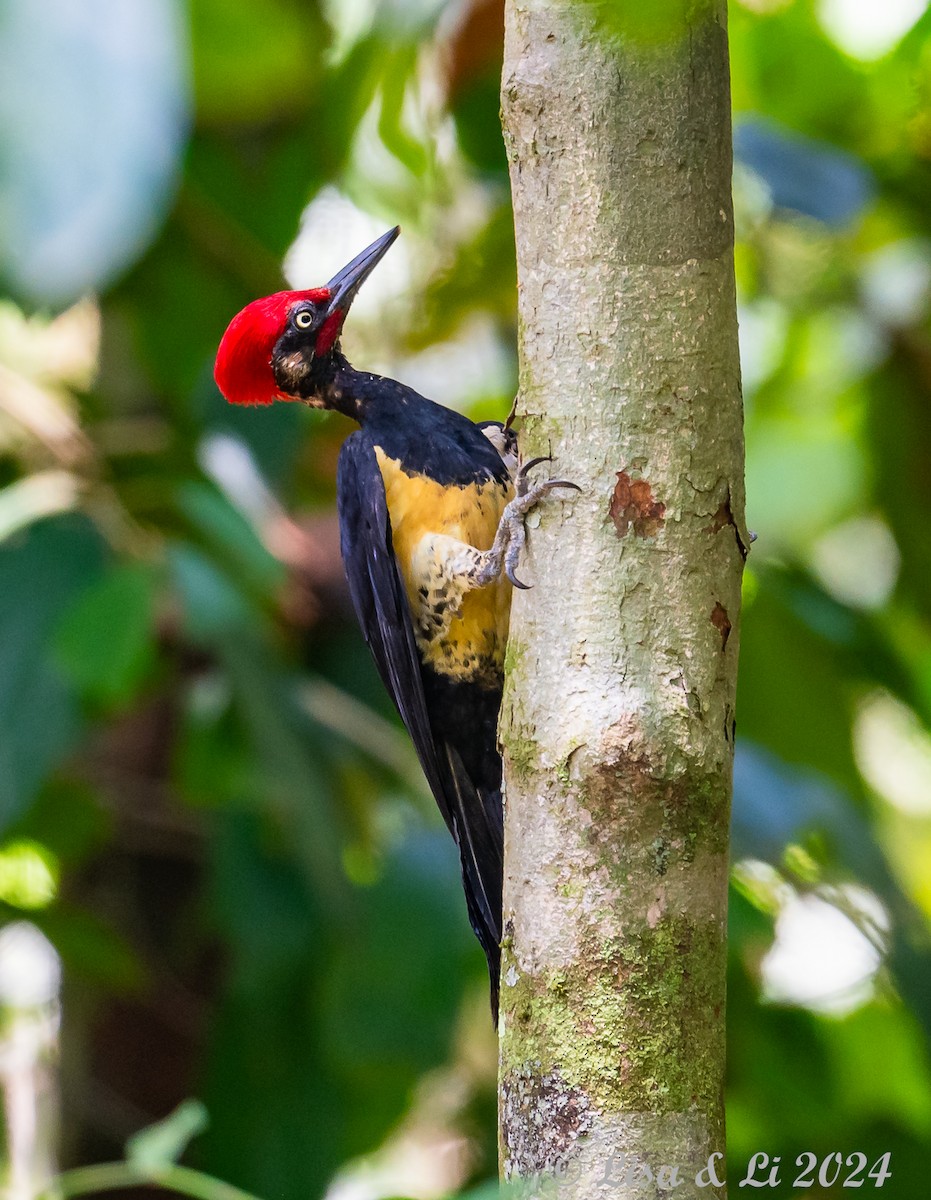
[[476, 456, 580, 590]]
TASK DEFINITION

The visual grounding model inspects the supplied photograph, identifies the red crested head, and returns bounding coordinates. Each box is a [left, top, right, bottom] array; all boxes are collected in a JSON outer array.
[[213, 226, 400, 409], [214, 288, 330, 407]]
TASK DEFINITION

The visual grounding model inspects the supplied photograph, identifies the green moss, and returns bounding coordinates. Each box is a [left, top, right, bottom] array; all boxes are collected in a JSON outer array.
[[661, 771, 730, 864], [518, 413, 564, 462], [499, 913, 725, 1114], [503, 727, 539, 785], [503, 637, 525, 677], [651, 837, 670, 877], [575, 757, 729, 889], [500, 639, 541, 783]]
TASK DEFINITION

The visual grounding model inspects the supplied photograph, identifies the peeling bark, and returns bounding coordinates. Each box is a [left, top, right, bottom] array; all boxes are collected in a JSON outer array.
[[499, 2, 745, 1196], [608, 472, 666, 540]]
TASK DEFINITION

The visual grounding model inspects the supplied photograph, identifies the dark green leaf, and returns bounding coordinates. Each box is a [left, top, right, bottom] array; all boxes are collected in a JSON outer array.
[[54, 563, 159, 706]]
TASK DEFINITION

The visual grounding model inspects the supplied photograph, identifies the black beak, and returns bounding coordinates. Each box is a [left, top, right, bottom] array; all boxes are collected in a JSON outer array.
[[325, 226, 400, 321]]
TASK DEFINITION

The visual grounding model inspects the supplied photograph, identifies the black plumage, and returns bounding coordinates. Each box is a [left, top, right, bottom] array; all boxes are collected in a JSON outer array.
[[336, 400, 510, 1018]]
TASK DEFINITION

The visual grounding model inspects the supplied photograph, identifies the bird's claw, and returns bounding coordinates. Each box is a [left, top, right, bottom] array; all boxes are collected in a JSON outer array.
[[485, 457, 581, 591], [518, 454, 552, 476], [515, 454, 581, 500]]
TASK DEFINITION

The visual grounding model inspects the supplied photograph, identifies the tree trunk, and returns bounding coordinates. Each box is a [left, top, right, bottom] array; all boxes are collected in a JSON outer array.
[[498, 2, 746, 1196]]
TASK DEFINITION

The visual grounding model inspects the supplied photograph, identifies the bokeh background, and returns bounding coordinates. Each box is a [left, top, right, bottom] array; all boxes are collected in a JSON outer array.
[[1, 0, 931, 1197]]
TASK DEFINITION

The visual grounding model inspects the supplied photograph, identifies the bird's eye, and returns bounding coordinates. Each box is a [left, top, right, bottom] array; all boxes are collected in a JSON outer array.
[[294, 310, 314, 330]]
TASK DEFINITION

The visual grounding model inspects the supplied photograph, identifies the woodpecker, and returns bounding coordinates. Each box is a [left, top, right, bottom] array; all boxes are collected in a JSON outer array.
[[214, 228, 574, 1017]]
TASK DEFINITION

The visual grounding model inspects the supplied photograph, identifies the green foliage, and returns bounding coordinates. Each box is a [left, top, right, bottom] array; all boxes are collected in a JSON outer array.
[[55, 564, 160, 707], [2, 0, 931, 1198], [0, 518, 105, 831], [126, 1100, 210, 1170]]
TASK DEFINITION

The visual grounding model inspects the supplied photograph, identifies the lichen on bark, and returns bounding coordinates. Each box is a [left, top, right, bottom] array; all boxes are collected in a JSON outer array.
[[498, 0, 745, 1196]]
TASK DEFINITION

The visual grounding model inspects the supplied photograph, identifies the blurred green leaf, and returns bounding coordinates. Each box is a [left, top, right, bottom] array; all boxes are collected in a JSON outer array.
[[737, 581, 863, 798], [36, 905, 146, 993], [126, 1099, 210, 1169], [176, 482, 284, 599], [201, 806, 341, 1200], [822, 1002, 931, 1136], [217, 635, 347, 911], [730, 1, 871, 148], [867, 346, 931, 625], [0, 0, 190, 307], [6, 779, 110, 866], [175, 675, 250, 808], [55, 563, 159, 707], [0, 517, 105, 831], [169, 542, 258, 642], [319, 832, 476, 1146], [452, 73, 510, 178], [377, 48, 429, 179], [188, 0, 324, 126]]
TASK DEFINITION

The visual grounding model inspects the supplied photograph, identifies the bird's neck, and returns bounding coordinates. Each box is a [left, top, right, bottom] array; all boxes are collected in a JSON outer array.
[[315, 350, 414, 428]]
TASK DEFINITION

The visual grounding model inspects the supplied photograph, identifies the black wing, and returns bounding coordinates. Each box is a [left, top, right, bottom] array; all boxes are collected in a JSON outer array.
[[336, 433, 502, 1012]]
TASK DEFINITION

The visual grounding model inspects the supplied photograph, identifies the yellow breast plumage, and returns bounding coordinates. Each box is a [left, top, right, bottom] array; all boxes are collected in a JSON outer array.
[[374, 447, 513, 684]]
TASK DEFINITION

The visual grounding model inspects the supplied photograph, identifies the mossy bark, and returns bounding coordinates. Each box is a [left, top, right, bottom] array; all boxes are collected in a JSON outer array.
[[498, 1, 745, 1196]]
